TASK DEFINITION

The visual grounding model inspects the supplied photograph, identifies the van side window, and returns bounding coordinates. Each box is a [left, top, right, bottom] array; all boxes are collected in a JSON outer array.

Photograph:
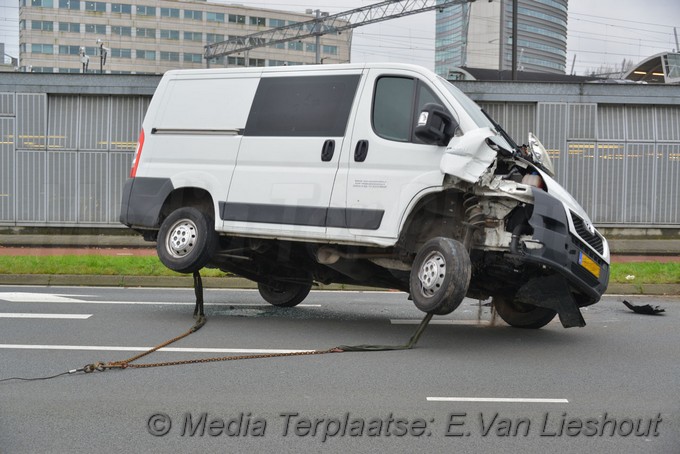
[[372, 77, 415, 142], [373, 76, 452, 144], [244, 74, 360, 137]]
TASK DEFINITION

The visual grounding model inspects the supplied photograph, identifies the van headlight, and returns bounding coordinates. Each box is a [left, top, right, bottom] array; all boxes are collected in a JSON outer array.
[[528, 133, 555, 177]]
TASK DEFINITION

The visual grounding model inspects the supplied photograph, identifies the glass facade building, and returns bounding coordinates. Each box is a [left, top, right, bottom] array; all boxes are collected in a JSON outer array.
[[435, 0, 567, 76]]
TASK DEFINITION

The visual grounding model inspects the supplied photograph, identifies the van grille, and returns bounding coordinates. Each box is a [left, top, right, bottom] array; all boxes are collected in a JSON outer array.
[[570, 211, 604, 255]]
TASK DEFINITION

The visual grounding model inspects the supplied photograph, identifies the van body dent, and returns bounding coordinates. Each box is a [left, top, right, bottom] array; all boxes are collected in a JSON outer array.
[[120, 63, 610, 329]]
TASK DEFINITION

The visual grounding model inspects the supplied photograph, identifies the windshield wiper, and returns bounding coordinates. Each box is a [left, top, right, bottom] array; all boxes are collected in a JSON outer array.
[[481, 109, 520, 154]]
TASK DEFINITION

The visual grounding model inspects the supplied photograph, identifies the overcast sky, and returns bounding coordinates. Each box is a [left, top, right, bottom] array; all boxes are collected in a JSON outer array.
[[1, 0, 678, 75]]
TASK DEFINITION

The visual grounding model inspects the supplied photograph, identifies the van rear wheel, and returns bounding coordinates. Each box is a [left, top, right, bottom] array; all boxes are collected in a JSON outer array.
[[409, 237, 471, 315], [493, 294, 557, 329], [157, 207, 218, 274], [258, 280, 312, 307]]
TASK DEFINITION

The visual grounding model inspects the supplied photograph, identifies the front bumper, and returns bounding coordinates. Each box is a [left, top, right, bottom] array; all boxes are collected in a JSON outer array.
[[516, 190, 609, 305]]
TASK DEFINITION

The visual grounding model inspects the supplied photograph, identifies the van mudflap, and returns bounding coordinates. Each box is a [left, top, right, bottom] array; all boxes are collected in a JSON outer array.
[[515, 274, 586, 328]]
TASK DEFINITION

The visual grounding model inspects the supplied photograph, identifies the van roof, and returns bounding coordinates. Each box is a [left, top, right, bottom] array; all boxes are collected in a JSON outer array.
[[163, 62, 435, 78]]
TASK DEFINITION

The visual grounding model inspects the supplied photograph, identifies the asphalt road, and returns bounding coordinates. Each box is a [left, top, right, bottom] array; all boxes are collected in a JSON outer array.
[[0, 286, 678, 453]]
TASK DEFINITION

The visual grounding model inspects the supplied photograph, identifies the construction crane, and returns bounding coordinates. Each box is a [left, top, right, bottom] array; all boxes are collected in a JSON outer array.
[[204, 0, 477, 65]]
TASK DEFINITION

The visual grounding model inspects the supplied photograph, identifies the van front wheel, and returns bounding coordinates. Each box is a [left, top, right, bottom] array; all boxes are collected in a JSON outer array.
[[258, 281, 312, 307], [157, 207, 218, 274], [409, 237, 471, 315], [493, 294, 557, 329]]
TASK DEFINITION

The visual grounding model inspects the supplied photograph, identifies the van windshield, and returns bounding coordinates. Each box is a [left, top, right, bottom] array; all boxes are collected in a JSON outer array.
[[437, 76, 496, 131]]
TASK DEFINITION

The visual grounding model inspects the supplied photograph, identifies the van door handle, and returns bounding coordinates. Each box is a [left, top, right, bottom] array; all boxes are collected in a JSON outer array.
[[321, 139, 335, 162], [354, 140, 369, 162]]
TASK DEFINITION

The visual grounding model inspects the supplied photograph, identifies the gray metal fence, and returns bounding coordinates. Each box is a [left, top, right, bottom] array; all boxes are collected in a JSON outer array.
[[0, 74, 678, 228]]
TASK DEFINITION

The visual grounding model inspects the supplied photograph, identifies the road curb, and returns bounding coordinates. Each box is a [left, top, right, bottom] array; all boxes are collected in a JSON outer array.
[[0, 274, 677, 295], [0, 274, 379, 291]]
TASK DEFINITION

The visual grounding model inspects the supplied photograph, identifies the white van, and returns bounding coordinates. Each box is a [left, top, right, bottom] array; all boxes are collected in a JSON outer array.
[[120, 63, 609, 329]]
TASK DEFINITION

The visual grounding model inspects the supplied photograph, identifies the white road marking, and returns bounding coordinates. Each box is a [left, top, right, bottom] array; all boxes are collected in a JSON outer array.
[[391, 319, 490, 326], [0, 292, 321, 307], [0, 293, 89, 303], [0, 344, 312, 354], [427, 397, 569, 403], [0, 313, 92, 319]]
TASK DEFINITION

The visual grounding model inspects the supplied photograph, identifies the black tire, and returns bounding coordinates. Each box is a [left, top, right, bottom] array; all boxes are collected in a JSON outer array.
[[258, 281, 312, 308], [157, 207, 218, 274], [493, 294, 557, 329], [409, 237, 471, 315]]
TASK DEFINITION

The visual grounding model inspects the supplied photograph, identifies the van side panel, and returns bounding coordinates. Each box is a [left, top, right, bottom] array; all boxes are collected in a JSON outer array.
[[130, 74, 260, 227]]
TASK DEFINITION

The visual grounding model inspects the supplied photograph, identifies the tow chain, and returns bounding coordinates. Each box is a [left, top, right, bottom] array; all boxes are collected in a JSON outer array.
[[73, 271, 433, 374]]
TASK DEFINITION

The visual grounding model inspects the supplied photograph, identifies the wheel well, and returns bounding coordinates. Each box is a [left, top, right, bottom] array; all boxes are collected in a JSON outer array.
[[158, 188, 215, 226], [397, 190, 466, 254]]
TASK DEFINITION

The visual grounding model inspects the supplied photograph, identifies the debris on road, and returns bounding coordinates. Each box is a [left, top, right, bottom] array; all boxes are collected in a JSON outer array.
[[622, 300, 665, 315]]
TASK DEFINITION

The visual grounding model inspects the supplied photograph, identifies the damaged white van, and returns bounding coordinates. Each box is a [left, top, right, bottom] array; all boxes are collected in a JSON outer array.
[[120, 63, 609, 329]]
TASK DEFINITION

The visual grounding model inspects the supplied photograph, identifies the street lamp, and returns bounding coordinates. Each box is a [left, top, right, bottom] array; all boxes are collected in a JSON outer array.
[[96, 38, 109, 74], [79, 47, 90, 73], [306, 9, 328, 64]]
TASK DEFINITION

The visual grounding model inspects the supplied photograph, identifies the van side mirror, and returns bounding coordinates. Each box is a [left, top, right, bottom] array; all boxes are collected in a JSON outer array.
[[414, 103, 458, 146]]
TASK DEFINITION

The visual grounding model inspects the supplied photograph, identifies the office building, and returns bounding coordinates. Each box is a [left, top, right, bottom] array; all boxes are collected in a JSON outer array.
[[19, 0, 350, 73]]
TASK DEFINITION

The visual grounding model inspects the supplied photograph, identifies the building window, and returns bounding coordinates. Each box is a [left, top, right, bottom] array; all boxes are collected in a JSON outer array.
[[20, 20, 26, 30], [161, 7, 179, 18], [184, 53, 202, 63], [184, 31, 202, 42], [271, 42, 285, 49], [59, 0, 79, 10], [59, 22, 80, 32], [59, 68, 81, 73], [59, 44, 81, 55], [111, 48, 131, 58], [84, 1, 105, 12], [160, 51, 179, 61], [249, 16, 265, 26], [228, 14, 245, 24], [249, 58, 265, 67], [288, 41, 303, 51], [85, 24, 106, 34], [185, 10, 202, 21], [207, 12, 224, 23], [136, 5, 155, 16], [136, 28, 156, 39], [31, 20, 54, 31], [206, 33, 224, 43], [31, 43, 54, 54], [323, 45, 338, 55], [269, 59, 286, 66], [227, 56, 245, 66], [112, 26, 131, 36], [269, 18, 286, 27], [30, 0, 54, 7], [160, 29, 179, 40], [306, 43, 316, 53], [111, 3, 131, 14], [136, 50, 155, 60], [32, 67, 54, 72]]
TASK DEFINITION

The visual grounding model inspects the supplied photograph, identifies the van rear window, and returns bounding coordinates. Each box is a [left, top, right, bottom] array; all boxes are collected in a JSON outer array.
[[244, 74, 360, 137]]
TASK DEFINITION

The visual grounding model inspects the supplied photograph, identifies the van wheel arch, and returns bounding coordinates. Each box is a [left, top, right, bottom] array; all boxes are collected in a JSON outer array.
[[398, 190, 466, 254], [158, 187, 216, 227]]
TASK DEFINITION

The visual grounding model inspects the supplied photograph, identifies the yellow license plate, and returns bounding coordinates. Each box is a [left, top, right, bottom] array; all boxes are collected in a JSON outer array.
[[579, 252, 601, 278]]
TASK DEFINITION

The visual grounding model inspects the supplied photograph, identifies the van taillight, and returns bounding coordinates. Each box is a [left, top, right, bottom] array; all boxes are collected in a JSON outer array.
[[130, 129, 145, 178]]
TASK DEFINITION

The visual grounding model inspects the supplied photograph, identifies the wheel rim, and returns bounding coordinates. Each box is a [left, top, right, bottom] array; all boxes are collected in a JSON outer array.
[[418, 251, 446, 297], [165, 219, 198, 258]]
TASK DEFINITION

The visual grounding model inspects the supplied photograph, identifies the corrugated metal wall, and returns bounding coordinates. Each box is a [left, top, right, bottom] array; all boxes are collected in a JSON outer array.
[[479, 101, 680, 226], [0, 87, 677, 228], [0, 92, 149, 226]]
